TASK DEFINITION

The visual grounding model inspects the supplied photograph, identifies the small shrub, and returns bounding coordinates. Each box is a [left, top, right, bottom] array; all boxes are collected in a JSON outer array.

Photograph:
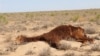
[[72, 15, 79, 22], [64, 13, 68, 15], [84, 27, 96, 34], [91, 44, 100, 51], [83, 14, 87, 17], [25, 50, 35, 55], [96, 19, 100, 25], [96, 14, 100, 20], [0, 15, 8, 24], [94, 36, 100, 40], [50, 13, 55, 16], [64, 52, 75, 56], [0, 52, 6, 55], [41, 25, 48, 29], [95, 14, 100, 24], [80, 54, 91, 56], [39, 48, 50, 56], [90, 19, 95, 22], [58, 40, 71, 50], [94, 12, 97, 15]]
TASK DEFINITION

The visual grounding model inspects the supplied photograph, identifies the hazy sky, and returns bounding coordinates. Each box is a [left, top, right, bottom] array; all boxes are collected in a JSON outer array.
[[0, 0, 100, 13]]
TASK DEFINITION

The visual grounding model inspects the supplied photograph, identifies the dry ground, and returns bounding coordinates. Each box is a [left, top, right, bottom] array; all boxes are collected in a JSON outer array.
[[0, 9, 100, 56]]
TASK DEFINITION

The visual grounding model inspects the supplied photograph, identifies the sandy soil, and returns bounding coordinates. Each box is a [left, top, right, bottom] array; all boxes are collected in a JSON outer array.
[[0, 18, 100, 56]]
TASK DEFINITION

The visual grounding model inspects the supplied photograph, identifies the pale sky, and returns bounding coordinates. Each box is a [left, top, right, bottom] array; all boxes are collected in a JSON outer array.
[[0, 0, 100, 13]]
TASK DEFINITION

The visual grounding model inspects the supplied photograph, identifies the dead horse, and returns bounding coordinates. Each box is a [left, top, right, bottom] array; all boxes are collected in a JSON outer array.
[[15, 25, 94, 48]]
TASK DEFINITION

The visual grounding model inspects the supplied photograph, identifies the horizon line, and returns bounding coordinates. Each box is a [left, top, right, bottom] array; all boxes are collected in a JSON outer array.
[[0, 8, 100, 13]]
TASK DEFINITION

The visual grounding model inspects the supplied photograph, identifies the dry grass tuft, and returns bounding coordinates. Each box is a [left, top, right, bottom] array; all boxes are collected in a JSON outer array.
[[91, 44, 100, 51], [58, 41, 71, 50], [84, 27, 96, 34], [0, 15, 8, 25], [63, 52, 75, 56]]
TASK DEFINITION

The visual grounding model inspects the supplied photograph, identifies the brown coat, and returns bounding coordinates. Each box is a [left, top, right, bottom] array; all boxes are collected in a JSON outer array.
[[15, 25, 94, 48]]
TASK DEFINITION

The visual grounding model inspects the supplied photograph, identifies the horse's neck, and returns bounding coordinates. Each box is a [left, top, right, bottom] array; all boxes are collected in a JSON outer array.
[[26, 36, 41, 42]]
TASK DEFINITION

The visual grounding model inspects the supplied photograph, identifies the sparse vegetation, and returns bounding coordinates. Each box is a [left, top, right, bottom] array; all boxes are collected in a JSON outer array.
[[90, 14, 100, 22], [0, 9, 100, 23], [0, 9, 100, 56]]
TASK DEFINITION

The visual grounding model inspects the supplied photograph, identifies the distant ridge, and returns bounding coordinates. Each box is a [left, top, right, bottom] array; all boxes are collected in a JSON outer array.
[[0, 8, 100, 14]]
